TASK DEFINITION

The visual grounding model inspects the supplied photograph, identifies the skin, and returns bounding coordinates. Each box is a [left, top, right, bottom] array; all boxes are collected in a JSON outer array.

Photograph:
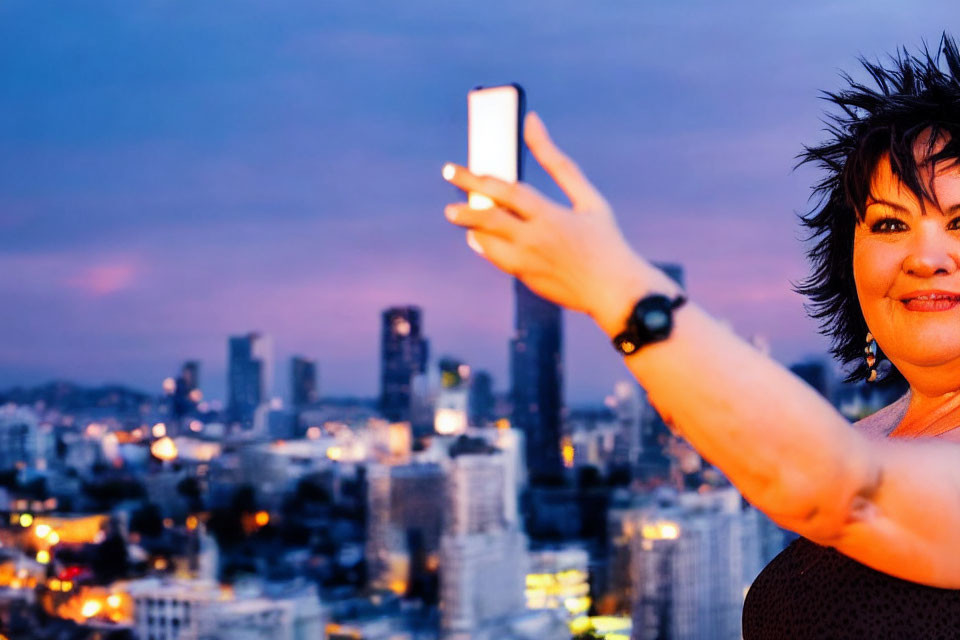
[[440, 114, 960, 588], [853, 138, 960, 439]]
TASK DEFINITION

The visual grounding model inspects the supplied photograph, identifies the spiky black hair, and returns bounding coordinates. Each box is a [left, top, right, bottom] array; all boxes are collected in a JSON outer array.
[[792, 33, 960, 385]]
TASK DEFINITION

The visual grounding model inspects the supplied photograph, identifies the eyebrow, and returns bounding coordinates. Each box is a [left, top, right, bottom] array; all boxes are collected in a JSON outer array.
[[865, 199, 960, 216]]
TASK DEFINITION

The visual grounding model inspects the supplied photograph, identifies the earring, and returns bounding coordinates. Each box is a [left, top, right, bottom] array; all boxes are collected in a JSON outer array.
[[864, 332, 881, 382]]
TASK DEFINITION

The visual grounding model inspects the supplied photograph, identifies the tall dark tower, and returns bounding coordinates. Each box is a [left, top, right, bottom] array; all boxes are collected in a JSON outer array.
[[172, 360, 200, 421], [228, 332, 273, 428], [510, 279, 564, 484], [468, 370, 496, 427], [291, 356, 319, 407], [636, 263, 686, 480], [379, 306, 429, 423]]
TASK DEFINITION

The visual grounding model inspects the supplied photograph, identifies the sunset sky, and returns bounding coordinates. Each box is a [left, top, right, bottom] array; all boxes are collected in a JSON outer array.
[[1, 1, 956, 404]]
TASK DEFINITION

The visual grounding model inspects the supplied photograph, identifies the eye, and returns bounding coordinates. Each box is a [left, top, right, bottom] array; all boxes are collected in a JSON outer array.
[[870, 217, 907, 233], [950, 216, 960, 230]]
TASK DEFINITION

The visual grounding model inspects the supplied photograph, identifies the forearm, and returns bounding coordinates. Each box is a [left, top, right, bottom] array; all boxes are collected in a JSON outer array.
[[591, 252, 876, 537]]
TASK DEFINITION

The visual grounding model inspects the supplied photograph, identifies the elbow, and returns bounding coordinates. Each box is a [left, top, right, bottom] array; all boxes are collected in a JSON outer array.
[[763, 436, 884, 544]]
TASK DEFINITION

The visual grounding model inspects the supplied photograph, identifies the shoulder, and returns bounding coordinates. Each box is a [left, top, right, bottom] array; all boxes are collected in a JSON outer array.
[[850, 390, 910, 440]]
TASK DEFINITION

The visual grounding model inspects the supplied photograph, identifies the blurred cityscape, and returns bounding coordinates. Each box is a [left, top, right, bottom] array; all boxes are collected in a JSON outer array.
[[0, 263, 907, 640]]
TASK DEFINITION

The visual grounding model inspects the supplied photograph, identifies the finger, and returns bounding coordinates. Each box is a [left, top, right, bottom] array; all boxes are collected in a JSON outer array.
[[524, 112, 607, 211], [465, 229, 521, 276], [444, 203, 524, 241], [441, 163, 552, 221]]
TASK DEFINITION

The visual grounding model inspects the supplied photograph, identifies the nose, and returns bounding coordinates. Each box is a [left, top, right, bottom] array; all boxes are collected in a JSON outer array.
[[902, 221, 960, 277]]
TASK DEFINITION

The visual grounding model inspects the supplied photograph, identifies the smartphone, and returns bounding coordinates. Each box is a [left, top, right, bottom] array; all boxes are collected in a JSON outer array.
[[467, 83, 525, 210]]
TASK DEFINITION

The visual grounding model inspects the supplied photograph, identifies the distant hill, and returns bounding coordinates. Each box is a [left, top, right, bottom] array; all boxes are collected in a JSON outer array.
[[0, 380, 153, 411]]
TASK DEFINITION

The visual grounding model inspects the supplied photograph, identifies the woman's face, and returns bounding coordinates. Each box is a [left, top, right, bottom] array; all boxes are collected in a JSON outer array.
[[853, 142, 960, 379]]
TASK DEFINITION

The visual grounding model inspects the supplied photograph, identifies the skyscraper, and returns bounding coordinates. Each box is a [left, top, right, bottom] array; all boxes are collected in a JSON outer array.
[[291, 356, 319, 408], [439, 437, 530, 638], [468, 370, 496, 427], [636, 263, 685, 481], [379, 306, 429, 423], [227, 332, 273, 428], [172, 360, 201, 421], [509, 279, 563, 484]]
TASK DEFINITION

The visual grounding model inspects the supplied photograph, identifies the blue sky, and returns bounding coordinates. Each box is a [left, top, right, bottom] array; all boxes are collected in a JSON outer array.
[[1, 1, 957, 404]]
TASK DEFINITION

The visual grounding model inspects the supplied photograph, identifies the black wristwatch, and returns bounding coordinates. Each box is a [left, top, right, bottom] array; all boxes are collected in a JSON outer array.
[[612, 293, 688, 356]]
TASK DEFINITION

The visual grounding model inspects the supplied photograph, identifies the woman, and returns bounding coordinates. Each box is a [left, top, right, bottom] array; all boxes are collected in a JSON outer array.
[[442, 35, 960, 637]]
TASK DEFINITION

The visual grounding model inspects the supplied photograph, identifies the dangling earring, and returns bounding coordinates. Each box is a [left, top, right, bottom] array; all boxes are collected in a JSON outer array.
[[865, 332, 881, 382]]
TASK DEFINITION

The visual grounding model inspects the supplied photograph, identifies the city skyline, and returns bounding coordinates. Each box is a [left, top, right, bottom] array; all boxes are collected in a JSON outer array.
[[2, 1, 957, 404]]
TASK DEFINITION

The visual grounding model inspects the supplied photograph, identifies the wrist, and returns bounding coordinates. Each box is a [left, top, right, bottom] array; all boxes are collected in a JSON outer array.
[[590, 254, 686, 339]]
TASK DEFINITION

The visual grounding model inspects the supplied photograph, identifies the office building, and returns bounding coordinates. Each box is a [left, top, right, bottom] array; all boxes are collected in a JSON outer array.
[[509, 279, 563, 484], [228, 332, 274, 429], [291, 356, 319, 408], [379, 307, 429, 423]]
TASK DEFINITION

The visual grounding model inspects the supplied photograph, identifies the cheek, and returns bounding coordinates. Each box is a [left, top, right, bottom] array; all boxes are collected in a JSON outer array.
[[853, 238, 900, 307]]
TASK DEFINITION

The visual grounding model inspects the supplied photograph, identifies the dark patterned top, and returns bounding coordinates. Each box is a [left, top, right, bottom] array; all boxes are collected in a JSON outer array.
[[741, 535, 960, 639], [741, 391, 960, 638]]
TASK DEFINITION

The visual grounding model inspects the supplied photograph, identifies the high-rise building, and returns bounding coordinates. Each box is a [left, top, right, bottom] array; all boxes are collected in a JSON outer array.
[[0, 405, 41, 471], [379, 307, 429, 423], [439, 438, 530, 639], [291, 356, 319, 408], [626, 487, 756, 640], [509, 279, 563, 484], [636, 263, 685, 482], [228, 332, 273, 428], [366, 462, 446, 601], [468, 370, 496, 427], [435, 357, 470, 436], [172, 360, 201, 421]]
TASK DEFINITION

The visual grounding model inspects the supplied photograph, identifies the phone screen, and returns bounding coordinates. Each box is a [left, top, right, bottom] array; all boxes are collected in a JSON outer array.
[[467, 84, 523, 210]]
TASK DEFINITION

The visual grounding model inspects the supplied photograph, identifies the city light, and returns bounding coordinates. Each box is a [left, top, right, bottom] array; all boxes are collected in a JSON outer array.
[[152, 422, 167, 438], [81, 599, 102, 618], [561, 437, 575, 468], [19, 513, 33, 528], [34, 524, 51, 539], [162, 378, 176, 394], [434, 408, 466, 436], [47, 532, 60, 545], [36, 550, 50, 564], [254, 511, 270, 527], [641, 521, 681, 540], [150, 436, 178, 461]]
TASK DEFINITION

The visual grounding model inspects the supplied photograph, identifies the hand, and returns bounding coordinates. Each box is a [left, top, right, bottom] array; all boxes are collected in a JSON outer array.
[[442, 111, 648, 320]]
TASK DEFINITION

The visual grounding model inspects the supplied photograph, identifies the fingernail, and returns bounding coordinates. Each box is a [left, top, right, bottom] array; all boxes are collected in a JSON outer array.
[[445, 205, 458, 220], [466, 230, 484, 255], [442, 163, 456, 181]]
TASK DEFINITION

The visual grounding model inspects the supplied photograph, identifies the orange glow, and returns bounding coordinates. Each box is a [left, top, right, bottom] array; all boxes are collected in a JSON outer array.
[[107, 594, 121, 609], [496, 418, 510, 430], [254, 511, 270, 527], [561, 437, 575, 468], [47, 531, 60, 545], [150, 437, 178, 461], [34, 524, 52, 539], [153, 557, 168, 571], [186, 515, 198, 531], [81, 599, 102, 618]]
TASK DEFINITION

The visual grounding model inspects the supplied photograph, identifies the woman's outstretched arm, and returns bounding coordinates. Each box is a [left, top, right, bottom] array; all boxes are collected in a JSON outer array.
[[441, 112, 960, 588]]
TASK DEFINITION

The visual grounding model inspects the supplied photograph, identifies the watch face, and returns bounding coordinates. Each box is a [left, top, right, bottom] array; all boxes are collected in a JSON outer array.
[[644, 309, 669, 331]]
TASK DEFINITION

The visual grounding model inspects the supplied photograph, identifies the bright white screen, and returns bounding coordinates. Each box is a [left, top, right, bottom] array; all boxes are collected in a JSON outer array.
[[468, 85, 519, 209]]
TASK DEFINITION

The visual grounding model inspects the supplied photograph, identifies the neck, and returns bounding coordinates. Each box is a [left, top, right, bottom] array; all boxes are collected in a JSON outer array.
[[893, 386, 960, 438]]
